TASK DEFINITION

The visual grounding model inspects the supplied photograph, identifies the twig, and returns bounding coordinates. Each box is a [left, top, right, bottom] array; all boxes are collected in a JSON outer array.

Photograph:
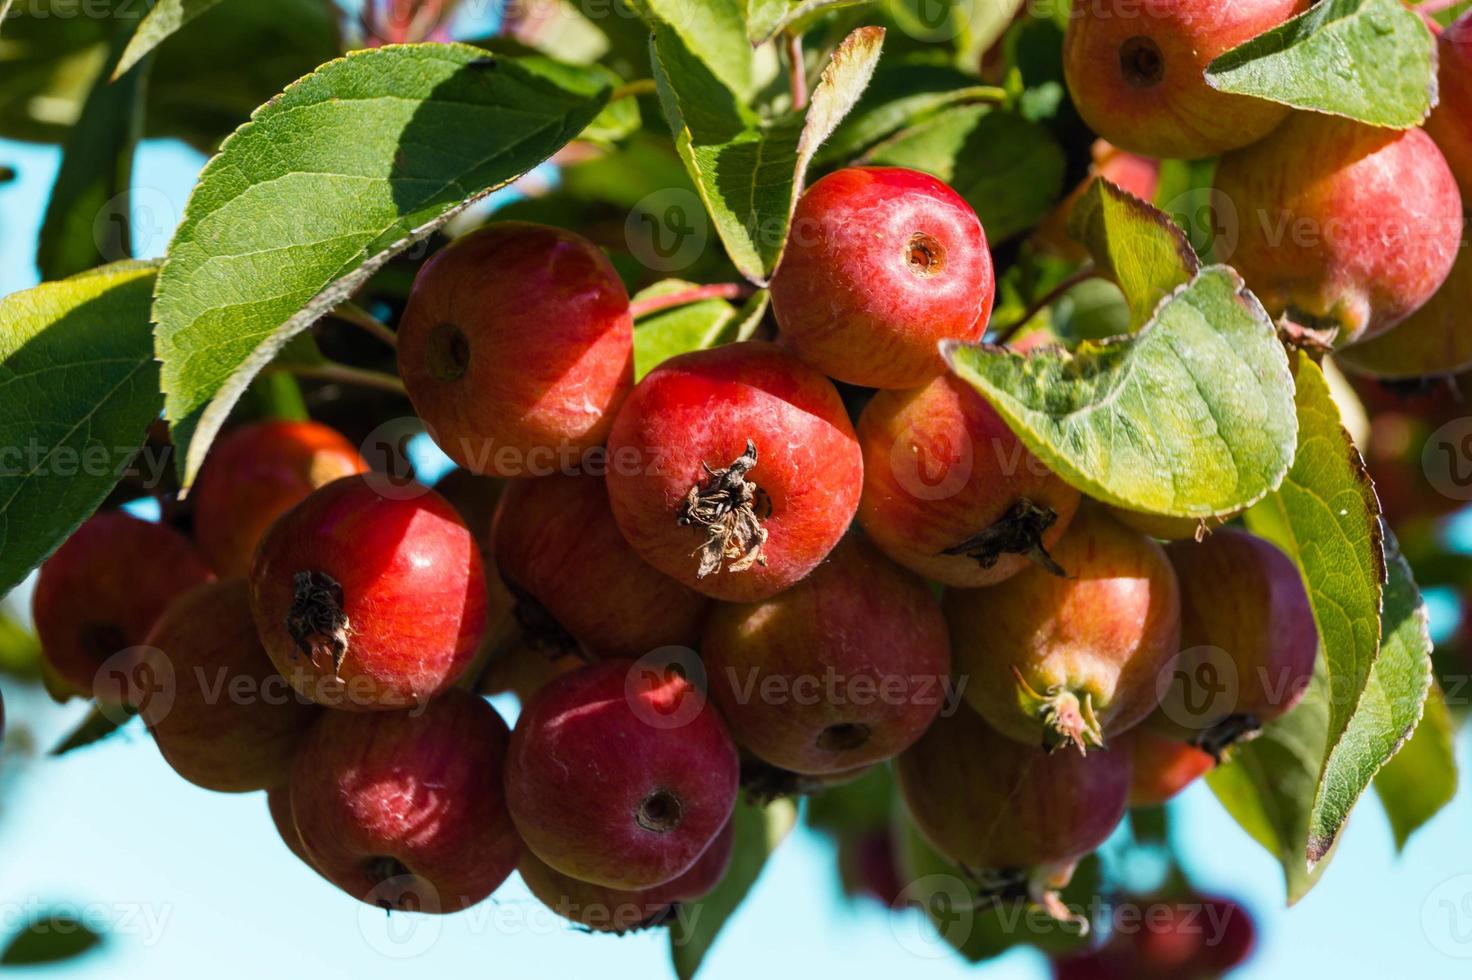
[[266, 362, 408, 396], [333, 301, 398, 348], [989, 264, 1098, 346], [611, 78, 658, 101], [786, 31, 808, 111], [629, 283, 754, 319]]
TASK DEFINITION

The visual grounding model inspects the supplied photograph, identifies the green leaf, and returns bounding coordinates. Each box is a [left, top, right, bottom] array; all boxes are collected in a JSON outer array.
[[153, 44, 610, 486], [632, 282, 770, 379], [945, 266, 1297, 518], [50, 704, 132, 756], [863, 104, 1065, 242], [36, 25, 147, 280], [0, 263, 161, 595], [885, 0, 1025, 67], [1375, 681, 1457, 851], [653, 25, 883, 282], [1066, 179, 1199, 330], [114, 0, 226, 79], [0, 914, 103, 965], [636, 0, 756, 100], [1243, 354, 1426, 870], [1205, 0, 1438, 128], [745, 0, 869, 44], [0, 611, 42, 680], [669, 798, 797, 980]]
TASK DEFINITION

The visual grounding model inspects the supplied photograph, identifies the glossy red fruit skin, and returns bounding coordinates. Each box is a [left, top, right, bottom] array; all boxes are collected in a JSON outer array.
[[1336, 237, 1472, 379], [33, 511, 214, 697], [857, 374, 1082, 588], [1063, 0, 1310, 161], [291, 690, 520, 912], [702, 535, 951, 774], [397, 222, 634, 477], [519, 816, 734, 933], [1124, 729, 1215, 808], [191, 421, 368, 577], [1149, 529, 1316, 745], [145, 581, 320, 793], [249, 475, 487, 710], [770, 167, 994, 390], [491, 473, 710, 658], [1215, 114, 1462, 344], [894, 701, 1130, 870], [1426, 15, 1472, 199], [946, 507, 1181, 751], [505, 659, 740, 889], [605, 341, 863, 603]]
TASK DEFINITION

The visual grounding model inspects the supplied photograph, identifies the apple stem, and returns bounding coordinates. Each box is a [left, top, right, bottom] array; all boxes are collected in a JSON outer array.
[[333, 301, 398, 348], [628, 283, 754, 320], [989, 262, 1098, 345], [785, 31, 809, 111]]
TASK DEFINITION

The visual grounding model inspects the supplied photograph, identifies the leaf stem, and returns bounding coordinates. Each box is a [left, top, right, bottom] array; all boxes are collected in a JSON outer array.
[[786, 31, 808, 111], [611, 78, 658, 101], [629, 283, 755, 319], [333, 301, 398, 348], [266, 362, 408, 396], [989, 263, 1098, 346]]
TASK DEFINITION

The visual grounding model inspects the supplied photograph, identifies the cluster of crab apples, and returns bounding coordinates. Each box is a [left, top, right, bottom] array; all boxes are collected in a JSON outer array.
[[24, 0, 1469, 943]]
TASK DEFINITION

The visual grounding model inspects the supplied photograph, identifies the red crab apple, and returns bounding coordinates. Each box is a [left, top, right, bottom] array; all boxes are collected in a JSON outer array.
[[1124, 729, 1215, 808], [267, 785, 318, 872], [249, 475, 486, 710], [769, 167, 995, 389], [702, 535, 951, 775], [605, 341, 863, 603], [519, 817, 734, 933], [191, 420, 368, 577], [1063, 0, 1310, 160], [505, 659, 740, 889], [895, 699, 1130, 871], [397, 222, 634, 477], [145, 581, 320, 792], [1426, 14, 1472, 198], [1053, 893, 1256, 979], [33, 511, 213, 698], [1148, 529, 1316, 754], [1336, 242, 1472, 379], [946, 507, 1181, 752], [857, 373, 1082, 588], [491, 473, 710, 658], [290, 689, 520, 912], [1214, 113, 1462, 344]]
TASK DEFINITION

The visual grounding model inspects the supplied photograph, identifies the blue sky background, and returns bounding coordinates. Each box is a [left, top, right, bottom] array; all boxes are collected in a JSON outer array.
[[4, 9, 1472, 976]]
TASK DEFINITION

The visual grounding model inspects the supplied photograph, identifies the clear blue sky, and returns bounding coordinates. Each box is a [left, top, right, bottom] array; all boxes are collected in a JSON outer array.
[[4, 38, 1472, 980]]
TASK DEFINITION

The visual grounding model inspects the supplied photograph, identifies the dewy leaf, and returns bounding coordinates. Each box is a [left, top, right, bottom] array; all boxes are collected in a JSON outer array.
[[0, 263, 161, 595], [37, 24, 147, 280], [1374, 681, 1456, 851], [1205, 0, 1437, 129], [1067, 179, 1200, 330], [945, 266, 1297, 518], [864, 104, 1064, 243], [669, 797, 796, 980], [653, 25, 882, 282], [114, 0, 225, 79], [635, 0, 756, 99], [153, 44, 610, 486]]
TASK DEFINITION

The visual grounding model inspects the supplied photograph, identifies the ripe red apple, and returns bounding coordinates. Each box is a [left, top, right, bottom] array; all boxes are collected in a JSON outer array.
[[491, 473, 710, 658], [1124, 729, 1215, 808], [857, 373, 1082, 588], [1426, 14, 1472, 198], [769, 167, 995, 389], [1063, 0, 1310, 160], [894, 699, 1130, 871], [249, 475, 486, 710], [1335, 241, 1472, 379], [519, 816, 734, 933], [1214, 113, 1462, 343], [1148, 528, 1316, 753], [605, 341, 863, 603], [1034, 141, 1162, 260], [702, 535, 951, 775], [267, 784, 318, 872], [946, 507, 1181, 752], [397, 222, 634, 477], [1053, 893, 1256, 979], [290, 689, 520, 912], [191, 420, 368, 577], [505, 659, 740, 889], [144, 580, 320, 792], [33, 511, 213, 698]]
